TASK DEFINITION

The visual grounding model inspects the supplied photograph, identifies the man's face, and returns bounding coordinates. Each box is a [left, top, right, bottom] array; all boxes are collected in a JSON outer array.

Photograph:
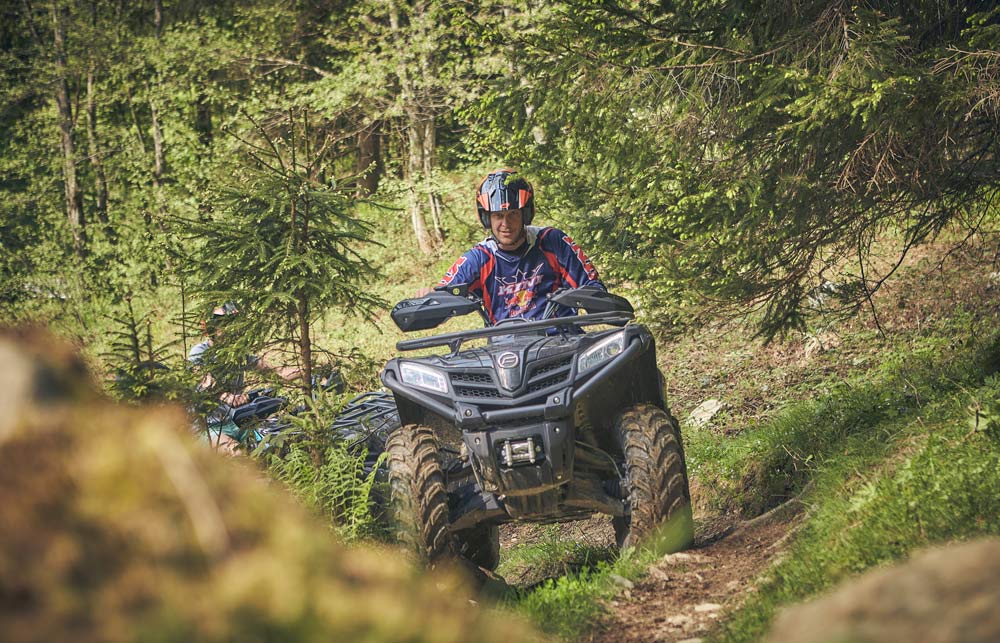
[[490, 208, 526, 250]]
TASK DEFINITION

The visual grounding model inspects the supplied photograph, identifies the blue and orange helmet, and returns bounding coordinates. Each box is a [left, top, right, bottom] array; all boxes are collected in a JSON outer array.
[[476, 169, 534, 228]]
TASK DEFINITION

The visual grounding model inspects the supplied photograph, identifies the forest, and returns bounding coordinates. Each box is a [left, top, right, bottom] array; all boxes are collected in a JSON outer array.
[[2, 1, 1000, 642]]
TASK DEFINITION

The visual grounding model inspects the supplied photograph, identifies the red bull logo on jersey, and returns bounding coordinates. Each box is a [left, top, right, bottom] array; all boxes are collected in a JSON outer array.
[[496, 265, 544, 317], [562, 235, 599, 280]]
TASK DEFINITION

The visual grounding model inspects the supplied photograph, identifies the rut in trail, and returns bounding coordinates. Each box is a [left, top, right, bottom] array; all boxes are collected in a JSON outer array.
[[590, 500, 807, 643], [592, 521, 794, 642]]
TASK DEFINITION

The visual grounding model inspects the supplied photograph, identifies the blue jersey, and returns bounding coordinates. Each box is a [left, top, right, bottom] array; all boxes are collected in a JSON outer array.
[[439, 226, 605, 323]]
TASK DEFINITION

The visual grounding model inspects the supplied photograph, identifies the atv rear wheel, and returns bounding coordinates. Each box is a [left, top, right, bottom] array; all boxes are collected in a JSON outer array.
[[613, 404, 693, 551], [455, 524, 501, 571], [386, 424, 456, 564]]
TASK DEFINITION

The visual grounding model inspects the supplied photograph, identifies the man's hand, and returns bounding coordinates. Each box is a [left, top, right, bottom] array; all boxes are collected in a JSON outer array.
[[414, 286, 433, 297], [213, 433, 243, 456]]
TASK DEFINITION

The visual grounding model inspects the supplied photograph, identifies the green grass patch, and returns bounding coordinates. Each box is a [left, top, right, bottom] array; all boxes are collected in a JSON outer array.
[[686, 326, 1000, 518], [497, 526, 617, 583], [714, 371, 1000, 642], [502, 546, 651, 639]]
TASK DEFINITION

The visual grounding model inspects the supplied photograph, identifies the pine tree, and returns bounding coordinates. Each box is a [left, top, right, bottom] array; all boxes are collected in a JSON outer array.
[[181, 110, 384, 397]]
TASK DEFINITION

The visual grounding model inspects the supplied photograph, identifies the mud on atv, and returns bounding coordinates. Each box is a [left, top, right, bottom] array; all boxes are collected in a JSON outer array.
[[380, 285, 693, 570]]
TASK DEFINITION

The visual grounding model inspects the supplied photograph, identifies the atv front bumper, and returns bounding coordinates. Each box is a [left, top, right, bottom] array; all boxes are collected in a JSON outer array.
[[381, 334, 646, 430]]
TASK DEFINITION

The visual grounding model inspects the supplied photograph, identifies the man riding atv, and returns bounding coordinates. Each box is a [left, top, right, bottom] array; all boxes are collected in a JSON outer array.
[[387, 171, 693, 573], [416, 169, 605, 319]]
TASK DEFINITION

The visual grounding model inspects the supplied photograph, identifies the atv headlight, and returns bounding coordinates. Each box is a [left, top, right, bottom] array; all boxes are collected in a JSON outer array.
[[577, 331, 626, 374], [399, 362, 449, 394]]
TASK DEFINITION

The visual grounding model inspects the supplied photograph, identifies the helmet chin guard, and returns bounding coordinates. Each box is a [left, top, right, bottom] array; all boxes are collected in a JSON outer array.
[[476, 169, 534, 228]]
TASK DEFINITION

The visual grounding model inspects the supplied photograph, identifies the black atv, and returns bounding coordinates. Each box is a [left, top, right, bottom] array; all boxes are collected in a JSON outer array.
[[380, 285, 693, 570]]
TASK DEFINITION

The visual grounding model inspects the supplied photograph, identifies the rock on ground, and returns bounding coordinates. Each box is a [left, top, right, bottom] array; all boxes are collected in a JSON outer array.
[[0, 327, 539, 643], [766, 538, 1000, 643]]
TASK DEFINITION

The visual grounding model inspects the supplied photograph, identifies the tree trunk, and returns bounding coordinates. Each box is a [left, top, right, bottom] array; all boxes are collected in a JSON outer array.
[[292, 189, 313, 397], [149, 0, 166, 216], [86, 68, 110, 226], [153, 0, 162, 36], [356, 122, 382, 196], [195, 90, 213, 148], [125, 84, 148, 153], [297, 295, 313, 398], [390, 0, 435, 254], [52, 1, 86, 253], [406, 114, 434, 253], [421, 117, 444, 243], [150, 95, 165, 191]]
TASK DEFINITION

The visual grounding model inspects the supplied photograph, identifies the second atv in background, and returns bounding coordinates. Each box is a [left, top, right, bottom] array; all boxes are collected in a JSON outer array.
[[380, 285, 693, 570]]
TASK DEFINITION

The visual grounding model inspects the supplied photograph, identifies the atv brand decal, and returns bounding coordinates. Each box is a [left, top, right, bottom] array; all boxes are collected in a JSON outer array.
[[497, 352, 519, 368], [562, 235, 599, 281], [495, 351, 523, 390], [496, 265, 544, 317]]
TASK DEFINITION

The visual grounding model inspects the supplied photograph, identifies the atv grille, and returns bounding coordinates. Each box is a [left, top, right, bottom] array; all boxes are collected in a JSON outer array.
[[454, 385, 502, 399], [450, 372, 494, 385], [447, 355, 573, 401], [531, 356, 572, 377], [527, 373, 569, 394], [525, 356, 573, 393]]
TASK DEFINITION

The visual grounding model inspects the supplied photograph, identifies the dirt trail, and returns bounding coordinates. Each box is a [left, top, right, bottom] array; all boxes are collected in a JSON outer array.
[[589, 506, 804, 643]]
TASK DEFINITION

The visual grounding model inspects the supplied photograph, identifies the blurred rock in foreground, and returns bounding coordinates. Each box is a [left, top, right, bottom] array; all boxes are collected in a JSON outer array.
[[0, 327, 538, 643], [766, 538, 1000, 643]]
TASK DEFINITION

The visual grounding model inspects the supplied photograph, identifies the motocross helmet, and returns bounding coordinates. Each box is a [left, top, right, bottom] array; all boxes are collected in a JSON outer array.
[[476, 169, 534, 228]]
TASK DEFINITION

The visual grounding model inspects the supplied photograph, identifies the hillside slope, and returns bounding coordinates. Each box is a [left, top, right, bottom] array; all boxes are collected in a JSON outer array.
[[498, 234, 1000, 642]]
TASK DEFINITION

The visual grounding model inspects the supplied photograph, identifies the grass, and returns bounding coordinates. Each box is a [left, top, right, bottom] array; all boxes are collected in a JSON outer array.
[[687, 319, 1000, 517], [714, 370, 1000, 642], [497, 525, 618, 583]]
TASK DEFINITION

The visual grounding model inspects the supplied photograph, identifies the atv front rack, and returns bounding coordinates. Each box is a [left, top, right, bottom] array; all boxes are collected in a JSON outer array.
[[396, 311, 634, 353]]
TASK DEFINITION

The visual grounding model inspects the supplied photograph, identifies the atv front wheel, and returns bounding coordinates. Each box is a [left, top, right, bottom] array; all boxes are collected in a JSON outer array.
[[613, 404, 693, 551], [386, 424, 456, 564]]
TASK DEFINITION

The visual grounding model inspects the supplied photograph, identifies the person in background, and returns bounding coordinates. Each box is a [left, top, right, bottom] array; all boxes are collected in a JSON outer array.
[[417, 169, 604, 322], [188, 303, 300, 452]]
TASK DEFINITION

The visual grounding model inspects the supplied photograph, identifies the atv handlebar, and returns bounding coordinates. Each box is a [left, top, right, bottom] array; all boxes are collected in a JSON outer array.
[[395, 310, 633, 352]]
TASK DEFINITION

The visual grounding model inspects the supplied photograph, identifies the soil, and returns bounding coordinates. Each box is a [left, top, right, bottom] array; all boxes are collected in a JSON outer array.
[[499, 505, 802, 643], [589, 514, 799, 643]]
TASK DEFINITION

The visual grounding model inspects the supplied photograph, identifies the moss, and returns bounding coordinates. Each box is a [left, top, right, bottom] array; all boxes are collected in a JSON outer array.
[[0, 329, 540, 643]]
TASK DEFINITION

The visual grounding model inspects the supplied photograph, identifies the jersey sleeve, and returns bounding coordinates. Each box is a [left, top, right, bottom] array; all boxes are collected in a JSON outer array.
[[438, 246, 491, 291], [540, 228, 605, 290]]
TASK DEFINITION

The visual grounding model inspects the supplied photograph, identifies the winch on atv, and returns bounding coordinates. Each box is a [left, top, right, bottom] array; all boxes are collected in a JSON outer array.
[[380, 285, 693, 570]]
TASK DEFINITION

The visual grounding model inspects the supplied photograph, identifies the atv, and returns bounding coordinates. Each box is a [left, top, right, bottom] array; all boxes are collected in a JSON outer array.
[[380, 285, 693, 570]]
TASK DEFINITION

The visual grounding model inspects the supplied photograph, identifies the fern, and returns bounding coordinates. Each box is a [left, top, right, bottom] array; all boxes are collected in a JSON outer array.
[[268, 395, 384, 541]]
